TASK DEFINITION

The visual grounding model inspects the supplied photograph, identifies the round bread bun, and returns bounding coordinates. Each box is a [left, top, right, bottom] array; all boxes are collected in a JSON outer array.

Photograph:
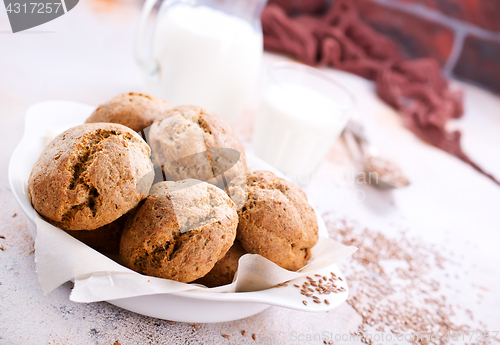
[[147, 105, 247, 189], [28, 123, 154, 230], [120, 180, 238, 283], [195, 240, 247, 287], [228, 170, 318, 271], [64, 212, 129, 254], [86, 92, 172, 132]]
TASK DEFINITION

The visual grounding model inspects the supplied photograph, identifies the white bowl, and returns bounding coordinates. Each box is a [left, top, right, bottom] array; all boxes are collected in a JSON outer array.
[[9, 101, 349, 323]]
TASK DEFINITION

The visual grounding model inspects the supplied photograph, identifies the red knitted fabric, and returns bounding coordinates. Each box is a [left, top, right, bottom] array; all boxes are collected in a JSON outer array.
[[261, 0, 499, 185]]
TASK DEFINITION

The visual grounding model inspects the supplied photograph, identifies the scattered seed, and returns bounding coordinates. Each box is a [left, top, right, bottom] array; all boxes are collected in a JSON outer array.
[[222, 334, 229, 339], [326, 217, 487, 345], [252, 334, 256, 341], [302, 300, 308, 306]]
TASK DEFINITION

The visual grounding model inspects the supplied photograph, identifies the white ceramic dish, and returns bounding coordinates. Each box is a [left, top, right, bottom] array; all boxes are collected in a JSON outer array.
[[9, 101, 350, 323]]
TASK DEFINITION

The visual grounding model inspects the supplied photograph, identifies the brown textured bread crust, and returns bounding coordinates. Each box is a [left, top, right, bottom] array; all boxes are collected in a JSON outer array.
[[120, 180, 238, 283], [229, 170, 318, 271], [65, 212, 129, 254], [28, 123, 154, 230], [148, 105, 247, 189], [86, 92, 172, 132], [195, 240, 247, 287]]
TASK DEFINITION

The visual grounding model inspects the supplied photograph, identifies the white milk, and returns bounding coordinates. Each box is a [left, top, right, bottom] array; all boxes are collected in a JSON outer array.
[[253, 83, 350, 183], [147, 5, 263, 123]]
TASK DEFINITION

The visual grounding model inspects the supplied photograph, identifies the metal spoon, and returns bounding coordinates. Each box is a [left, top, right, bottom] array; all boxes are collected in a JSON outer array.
[[343, 120, 410, 189]]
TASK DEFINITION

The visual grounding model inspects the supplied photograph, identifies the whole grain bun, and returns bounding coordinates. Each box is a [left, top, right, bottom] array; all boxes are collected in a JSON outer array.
[[228, 170, 318, 271], [147, 105, 247, 189], [86, 92, 172, 132], [28, 123, 154, 230], [120, 180, 238, 283], [195, 240, 247, 287], [65, 212, 129, 254]]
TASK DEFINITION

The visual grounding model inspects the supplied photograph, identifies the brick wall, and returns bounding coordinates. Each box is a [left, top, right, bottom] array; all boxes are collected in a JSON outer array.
[[351, 0, 500, 94]]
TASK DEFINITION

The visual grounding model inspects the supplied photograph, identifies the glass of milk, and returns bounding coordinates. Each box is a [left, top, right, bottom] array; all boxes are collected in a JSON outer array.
[[135, 0, 266, 124], [253, 62, 354, 184]]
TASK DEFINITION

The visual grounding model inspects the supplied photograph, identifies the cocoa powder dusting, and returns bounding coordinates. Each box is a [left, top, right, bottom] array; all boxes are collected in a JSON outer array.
[[326, 216, 492, 345]]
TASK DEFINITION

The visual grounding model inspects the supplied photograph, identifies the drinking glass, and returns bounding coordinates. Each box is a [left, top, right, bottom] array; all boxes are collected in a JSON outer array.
[[252, 61, 354, 184]]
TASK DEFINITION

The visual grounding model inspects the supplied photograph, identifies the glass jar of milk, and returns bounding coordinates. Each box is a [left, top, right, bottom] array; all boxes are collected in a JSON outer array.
[[135, 0, 266, 124]]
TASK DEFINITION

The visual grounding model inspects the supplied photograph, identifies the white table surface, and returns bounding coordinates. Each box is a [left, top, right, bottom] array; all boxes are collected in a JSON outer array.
[[1, 1, 500, 344]]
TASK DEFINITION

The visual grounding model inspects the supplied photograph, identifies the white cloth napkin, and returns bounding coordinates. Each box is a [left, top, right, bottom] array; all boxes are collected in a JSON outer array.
[[34, 214, 357, 302]]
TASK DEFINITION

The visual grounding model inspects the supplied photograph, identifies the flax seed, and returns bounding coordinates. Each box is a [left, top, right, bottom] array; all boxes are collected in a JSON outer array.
[[326, 217, 484, 345]]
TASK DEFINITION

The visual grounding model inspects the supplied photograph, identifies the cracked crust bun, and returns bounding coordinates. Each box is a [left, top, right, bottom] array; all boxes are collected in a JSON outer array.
[[28, 123, 154, 231], [227, 170, 318, 271], [86, 92, 172, 132], [147, 105, 247, 189], [119, 180, 238, 283]]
